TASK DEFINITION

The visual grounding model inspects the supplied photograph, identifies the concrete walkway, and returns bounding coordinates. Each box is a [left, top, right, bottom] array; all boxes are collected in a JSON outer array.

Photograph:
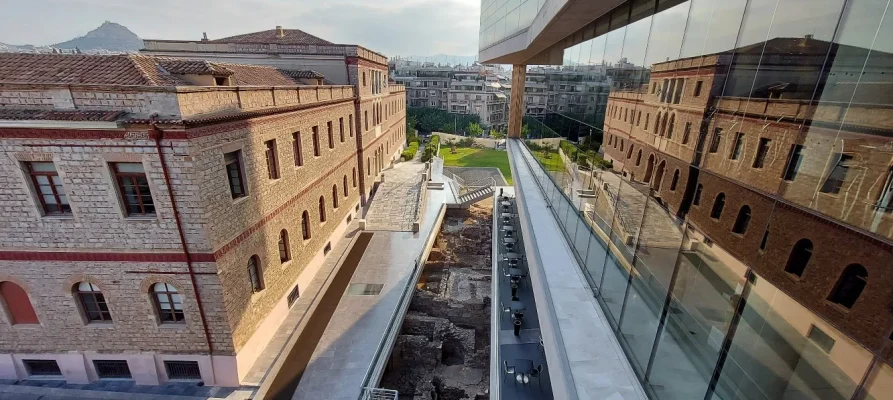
[[292, 161, 450, 400]]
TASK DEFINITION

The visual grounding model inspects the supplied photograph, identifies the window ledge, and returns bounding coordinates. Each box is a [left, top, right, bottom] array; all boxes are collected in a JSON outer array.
[[124, 215, 158, 222], [10, 323, 42, 330], [41, 214, 74, 221], [232, 196, 250, 206], [281, 260, 292, 269], [157, 322, 187, 329], [85, 322, 115, 329], [824, 301, 852, 314]]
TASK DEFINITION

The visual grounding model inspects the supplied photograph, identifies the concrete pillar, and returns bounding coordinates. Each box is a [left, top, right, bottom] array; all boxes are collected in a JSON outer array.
[[508, 65, 527, 138]]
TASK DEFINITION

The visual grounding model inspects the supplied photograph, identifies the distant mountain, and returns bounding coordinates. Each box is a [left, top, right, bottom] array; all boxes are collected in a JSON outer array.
[[400, 54, 479, 66], [52, 21, 142, 52]]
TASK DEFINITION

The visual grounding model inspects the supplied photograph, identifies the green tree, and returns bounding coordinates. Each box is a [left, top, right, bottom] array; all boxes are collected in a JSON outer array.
[[491, 130, 506, 140], [521, 124, 530, 138], [468, 122, 484, 137]]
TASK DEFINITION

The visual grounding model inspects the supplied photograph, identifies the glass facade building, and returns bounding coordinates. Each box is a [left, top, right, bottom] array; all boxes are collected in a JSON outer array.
[[510, 0, 893, 398], [479, 0, 544, 49]]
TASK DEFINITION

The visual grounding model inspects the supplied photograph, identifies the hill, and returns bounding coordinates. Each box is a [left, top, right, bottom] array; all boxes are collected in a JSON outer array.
[[52, 21, 143, 52]]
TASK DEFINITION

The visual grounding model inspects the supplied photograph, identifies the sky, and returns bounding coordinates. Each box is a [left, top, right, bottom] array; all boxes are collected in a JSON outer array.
[[0, 0, 482, 57]]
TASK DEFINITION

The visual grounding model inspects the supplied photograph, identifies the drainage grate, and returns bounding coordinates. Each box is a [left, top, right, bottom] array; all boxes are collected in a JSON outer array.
[[93, 360, 132, 379], [164, 361, 202, 380], [361, 388, 399, 400], [347, 283, 384, 296], [23, 360, 62, 376]]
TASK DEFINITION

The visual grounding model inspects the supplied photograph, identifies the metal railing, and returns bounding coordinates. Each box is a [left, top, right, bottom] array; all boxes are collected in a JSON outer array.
[[361, 388, 399, 400]]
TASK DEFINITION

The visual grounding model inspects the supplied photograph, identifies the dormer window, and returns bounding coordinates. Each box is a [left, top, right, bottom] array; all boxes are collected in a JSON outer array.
[[214, 76, 228, 86]]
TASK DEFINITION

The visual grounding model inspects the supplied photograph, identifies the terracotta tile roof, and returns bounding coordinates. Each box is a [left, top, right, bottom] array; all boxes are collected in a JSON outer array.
[[0, 54, 325, 87], [278, 69, 325, 80], [210, 28, 332, 46], [0, 109, 125, 122], [154, 58, 233, 76], [215, 63, 303, 86]]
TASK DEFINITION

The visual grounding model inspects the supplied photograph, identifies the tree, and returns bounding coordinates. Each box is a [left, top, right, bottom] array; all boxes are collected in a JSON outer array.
[[491, 130, 506, 140], [467, 122, 484, 137], [521, 124, 530, 138]]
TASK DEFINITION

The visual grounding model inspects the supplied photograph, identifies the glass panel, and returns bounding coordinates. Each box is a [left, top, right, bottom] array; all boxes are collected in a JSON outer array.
[[717, 271, 874, 400], [648, 225, 748, 399], [115, 162, 145, 173]]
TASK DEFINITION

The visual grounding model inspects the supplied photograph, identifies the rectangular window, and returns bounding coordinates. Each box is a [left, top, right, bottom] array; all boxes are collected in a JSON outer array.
[[112, 162, 155, 216], [682, 122, 692, 144], [264, 139, 279, 179], [94, 360, 132, 379], [364, 111, 368, 131], [878, 167, 893, 212], [26, 161, 70, 215], [293, 132, 303, 166], [312, 126, 321, 157], [709, 128, 723, 153], [753, 138, 772, 168], [730, 132, 745, 160], [339, 117, 345, 142], [694, 80, 703, 97], [23, 360, 62, 376], [807, 325, 836, 353], [782, 144, 804, 181], [327, 121, 334, 149], [820, 153, 853, 194], [164, 361, 202, 380], [224, 151, 246, 199], [349, 114, 354, 137], [287, 285, 301, 307]]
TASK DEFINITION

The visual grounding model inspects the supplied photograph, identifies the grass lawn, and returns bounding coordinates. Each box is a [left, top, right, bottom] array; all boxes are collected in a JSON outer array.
[[439, 147, 513, 184]]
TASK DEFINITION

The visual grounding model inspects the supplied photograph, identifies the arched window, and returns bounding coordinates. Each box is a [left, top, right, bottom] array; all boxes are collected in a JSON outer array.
[[301, 211, 312, 240], [278, 230, 291, 263], [319, 196, 327, 222], [352, 168, 357, 187], [784, 239, 813, 277], [636, 150, 643, 166], [151, 283, 184, 323], [627, 145, 634, 159], [828, 264, 867, 308], [711, 193, 725, 219], [332, 185, 339, 209], [693, 184, 703, 205], [247, 255, 264, 293], [667, 114, 676, 139], [343, 176, 349, 197], [670, 170, 680, 191], [0, 281, 38, 325], [75, 282, 111, 322], [732, 205, 751, 234]]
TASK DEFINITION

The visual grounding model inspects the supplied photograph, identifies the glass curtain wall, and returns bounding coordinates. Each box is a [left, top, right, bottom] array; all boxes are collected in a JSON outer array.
[[516, 0, 893, 399]]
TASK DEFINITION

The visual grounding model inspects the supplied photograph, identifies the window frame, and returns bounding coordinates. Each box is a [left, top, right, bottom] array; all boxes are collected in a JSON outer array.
[[278, 230, 291, 263], [111, 162, 155, 217], [224, 151, 247, 199], [26, 161, 71, 216], [151, 282, 185, 324], [75, 282, 112, 323], [247, 256, 264, 293], [293, 132, 304, 167], [327, 121, 334, 149], [264, 139, 280, 180], [312, 126, 321, 157], [753, 137, 772, 169]]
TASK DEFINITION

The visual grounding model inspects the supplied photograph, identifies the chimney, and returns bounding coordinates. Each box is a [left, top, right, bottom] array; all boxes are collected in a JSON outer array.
[[276, 26, 284, 38], [201, 32, 209, 41]]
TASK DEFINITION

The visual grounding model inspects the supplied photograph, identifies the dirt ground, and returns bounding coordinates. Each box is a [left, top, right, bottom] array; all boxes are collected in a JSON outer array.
[[380, 200, 493, 400]]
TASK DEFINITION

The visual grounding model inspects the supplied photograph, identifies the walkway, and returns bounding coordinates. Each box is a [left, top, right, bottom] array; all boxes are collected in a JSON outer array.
[[364, 162, 426, 231], [290, 160, 450, 400]]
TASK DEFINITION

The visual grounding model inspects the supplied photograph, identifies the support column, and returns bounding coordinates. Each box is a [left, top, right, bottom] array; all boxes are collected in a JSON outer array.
[[508, 65, 527, 138]]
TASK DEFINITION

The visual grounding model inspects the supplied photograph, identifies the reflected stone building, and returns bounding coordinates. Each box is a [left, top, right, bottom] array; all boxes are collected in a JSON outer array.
[[481, 0, 893, 399]]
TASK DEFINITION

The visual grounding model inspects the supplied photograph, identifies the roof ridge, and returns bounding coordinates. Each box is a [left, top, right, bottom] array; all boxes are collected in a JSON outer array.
[[126, 54, 162, 85]]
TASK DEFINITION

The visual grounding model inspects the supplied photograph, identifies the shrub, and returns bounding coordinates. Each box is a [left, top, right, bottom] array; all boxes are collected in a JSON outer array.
[[421, 135, 440, 162], [401, 141, 419, 161]]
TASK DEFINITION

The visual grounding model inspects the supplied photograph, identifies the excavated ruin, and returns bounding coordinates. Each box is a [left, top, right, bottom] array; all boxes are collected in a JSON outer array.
[[380, 201, 493, 400]]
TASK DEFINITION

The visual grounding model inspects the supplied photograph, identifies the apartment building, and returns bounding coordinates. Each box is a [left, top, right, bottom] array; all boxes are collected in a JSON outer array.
[[521, 66, 611, 123], [482, 0, 893, 398], [0, 52, 405, 386], [390, 62, 509, 130]]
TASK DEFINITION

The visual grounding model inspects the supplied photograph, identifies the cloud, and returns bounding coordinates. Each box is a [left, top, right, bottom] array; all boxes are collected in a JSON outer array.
[[0, 0, 481, 56]]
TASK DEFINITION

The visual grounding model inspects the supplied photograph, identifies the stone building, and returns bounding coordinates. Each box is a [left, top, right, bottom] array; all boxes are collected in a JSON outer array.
[[0, 51, 405, 386], [602, 35, 893, 360]]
